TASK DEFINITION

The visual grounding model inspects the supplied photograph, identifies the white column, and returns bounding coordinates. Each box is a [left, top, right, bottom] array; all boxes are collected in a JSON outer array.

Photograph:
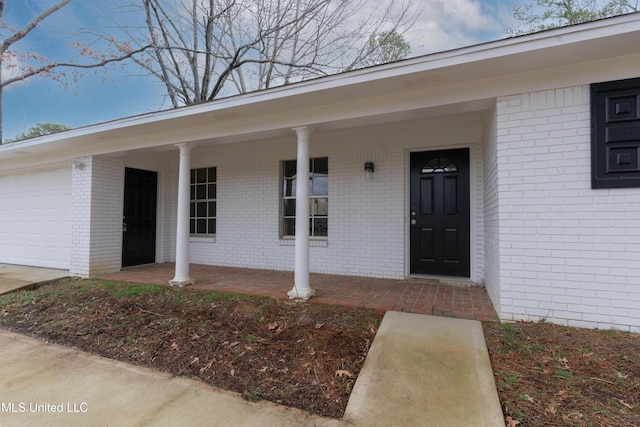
[[288, 127, 316, 300], [170, 143, 195, 287]]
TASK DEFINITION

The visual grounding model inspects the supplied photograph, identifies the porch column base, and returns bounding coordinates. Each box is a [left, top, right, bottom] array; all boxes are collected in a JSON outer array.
[[287, 286, 316, 300], [169, 277, 195, 287]]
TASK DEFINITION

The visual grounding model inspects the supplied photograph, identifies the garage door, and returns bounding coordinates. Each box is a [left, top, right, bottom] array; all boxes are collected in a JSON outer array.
[[0, 167, 71, 269]]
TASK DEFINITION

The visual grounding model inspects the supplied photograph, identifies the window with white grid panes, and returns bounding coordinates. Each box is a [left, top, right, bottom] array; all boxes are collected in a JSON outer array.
[[190, 167, 216, 235], [281, 157, 328, 237]]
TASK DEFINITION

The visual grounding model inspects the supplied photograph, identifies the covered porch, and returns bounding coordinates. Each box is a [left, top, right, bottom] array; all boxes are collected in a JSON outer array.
[[100, 263, 498, 322]]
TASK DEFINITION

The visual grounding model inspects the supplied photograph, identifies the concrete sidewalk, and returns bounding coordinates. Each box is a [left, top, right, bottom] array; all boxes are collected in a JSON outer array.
[[0, 264, 68, 295], [0, 311, 503, 427]]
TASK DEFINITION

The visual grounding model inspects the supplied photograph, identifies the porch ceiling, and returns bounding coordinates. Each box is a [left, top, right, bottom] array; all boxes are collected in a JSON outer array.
[[1, 13, 639, 172]]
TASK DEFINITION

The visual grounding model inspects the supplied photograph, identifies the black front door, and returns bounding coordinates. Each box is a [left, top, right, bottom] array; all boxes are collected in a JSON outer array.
[[410, 149, 470, 277], [122, 168, 157, 267]]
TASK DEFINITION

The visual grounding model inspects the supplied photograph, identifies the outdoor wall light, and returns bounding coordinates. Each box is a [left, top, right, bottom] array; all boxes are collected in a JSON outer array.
[[364, 162, 374, 181], [72, 159, 85, 170]]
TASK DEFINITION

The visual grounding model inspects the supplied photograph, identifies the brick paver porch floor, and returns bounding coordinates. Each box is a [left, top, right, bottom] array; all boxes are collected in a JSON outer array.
[[100, 263, 499, 322]]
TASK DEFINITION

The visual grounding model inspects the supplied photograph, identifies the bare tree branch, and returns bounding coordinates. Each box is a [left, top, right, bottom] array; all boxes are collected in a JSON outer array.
[[1, 43, 151, 88], [0, 0, 153, 142], [1, 0, 71, 54], [108, 0, 417, 107]]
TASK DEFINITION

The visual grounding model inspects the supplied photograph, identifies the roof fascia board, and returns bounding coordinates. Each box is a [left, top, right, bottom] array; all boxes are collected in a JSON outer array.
[[0, 13, 638, 162]]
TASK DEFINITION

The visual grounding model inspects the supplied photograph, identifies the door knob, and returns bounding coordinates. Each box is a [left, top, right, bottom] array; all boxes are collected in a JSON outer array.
[[410, 219, 417, 225]]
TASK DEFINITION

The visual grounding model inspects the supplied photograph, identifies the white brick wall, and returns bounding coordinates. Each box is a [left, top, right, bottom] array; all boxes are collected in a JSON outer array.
[[70, 156, 93, 275], [89, 158, 125, 275], [483, 107, 501, 316], [496, 86, 640, 332], [70, 157, 124, 276], [191, 160, 288, 270], [471, 142, 485, 283], [317, 148, 405, 278], [187, 150, 407, 278]]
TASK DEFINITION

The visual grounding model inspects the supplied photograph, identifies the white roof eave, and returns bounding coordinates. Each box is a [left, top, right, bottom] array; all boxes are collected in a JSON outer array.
[[1, 12, 639, 172]]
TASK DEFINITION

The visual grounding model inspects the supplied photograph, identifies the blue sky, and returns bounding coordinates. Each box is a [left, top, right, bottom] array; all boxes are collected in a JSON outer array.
[[2, 0, 518, 141]]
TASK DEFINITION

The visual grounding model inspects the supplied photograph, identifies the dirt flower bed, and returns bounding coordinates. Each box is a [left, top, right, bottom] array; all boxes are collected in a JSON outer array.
[[2, 278, 640, 425], [0, 278, 382, 419], [484, 321, 640, 426]]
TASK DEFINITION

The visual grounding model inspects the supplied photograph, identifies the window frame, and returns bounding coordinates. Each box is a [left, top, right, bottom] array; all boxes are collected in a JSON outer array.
[[190, 167, 217, 236], [281, 157, 328, 238]]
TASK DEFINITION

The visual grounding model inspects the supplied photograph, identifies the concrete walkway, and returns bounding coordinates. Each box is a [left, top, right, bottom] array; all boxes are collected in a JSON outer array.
[[0, 264, 68, 295], [344, 312, 503, 427], [0, 311, 503, 426]]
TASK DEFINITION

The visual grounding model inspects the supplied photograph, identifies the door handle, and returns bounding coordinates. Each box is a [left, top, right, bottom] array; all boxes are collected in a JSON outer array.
[[410, 219, 417, 225]]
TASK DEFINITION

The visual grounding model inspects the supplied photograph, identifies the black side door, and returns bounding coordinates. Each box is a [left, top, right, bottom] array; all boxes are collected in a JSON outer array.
[[122, 167, 157, 267], [410, 149, 470, 277]]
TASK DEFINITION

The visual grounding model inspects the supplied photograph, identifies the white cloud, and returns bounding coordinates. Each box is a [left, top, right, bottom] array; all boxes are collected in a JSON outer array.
[[403, 0, 506, 56]]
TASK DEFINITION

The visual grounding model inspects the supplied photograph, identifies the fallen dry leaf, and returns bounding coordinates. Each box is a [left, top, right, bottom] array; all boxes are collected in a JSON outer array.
[[618, 399, 633, 410], [505, 416, 520, 427], [199, 359, 214, 373], [267, 322, 278, 330], [558, 357, 570, 369], [315, 322, 325, 329], [615, 370, 629, 379], [335, 370, 354, 378]]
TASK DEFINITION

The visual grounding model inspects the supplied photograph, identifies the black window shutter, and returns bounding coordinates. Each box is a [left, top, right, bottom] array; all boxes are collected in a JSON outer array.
[[591, 77, 640, 188]]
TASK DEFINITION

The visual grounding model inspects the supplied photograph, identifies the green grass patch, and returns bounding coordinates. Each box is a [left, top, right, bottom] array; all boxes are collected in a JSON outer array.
[[498, 323, 521, 353], [242, 389, 262, 402], [502, 371, 520, 384], [554, 369, 572, 380], [76, 279, 117, 293], [112, 283, 163, 298], [195, 291, 242, 304], [245, 334, 259, 342], [0, 288, 52, 306]]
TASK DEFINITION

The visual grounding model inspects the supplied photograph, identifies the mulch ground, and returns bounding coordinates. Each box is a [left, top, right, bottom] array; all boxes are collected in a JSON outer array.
[[0, 278, 381, 418], [1, 278, 639, 425], [484, 321, 640, 426]]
